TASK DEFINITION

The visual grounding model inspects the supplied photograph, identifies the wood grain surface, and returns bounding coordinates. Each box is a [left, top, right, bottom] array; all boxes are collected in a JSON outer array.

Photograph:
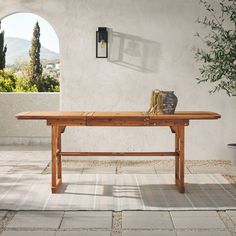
[[16, 111, 221, 120]]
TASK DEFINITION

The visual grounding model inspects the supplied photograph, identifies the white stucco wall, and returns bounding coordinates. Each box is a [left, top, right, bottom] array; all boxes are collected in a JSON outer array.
[[0, 0, 236, 159], [0, 93, 59, 145]]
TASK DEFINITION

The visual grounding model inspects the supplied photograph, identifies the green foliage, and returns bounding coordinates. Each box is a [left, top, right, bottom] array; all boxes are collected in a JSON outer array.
[[0, 70, 16, 92], [36, 74, 60, 92], [0, 69, 38, 92], [0, 21, 7, 70], [28, 22, 43, 84], [0, 69, 60, 92], [14, 76, 38, 92], [194, 0, 236, 96]]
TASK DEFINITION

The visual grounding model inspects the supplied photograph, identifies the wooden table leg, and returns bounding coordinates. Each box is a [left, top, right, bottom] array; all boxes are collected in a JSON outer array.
[[56, 126, 66, 184], [178, 125, 185, 193], [57, 128, 62, 181], [175, 126, 180, 186], [51, 126, 57, 193], [51, 126, 62, 193]]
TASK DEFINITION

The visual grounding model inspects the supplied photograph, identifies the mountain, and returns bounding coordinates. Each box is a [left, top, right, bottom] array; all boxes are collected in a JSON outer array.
[[5, 37, 59, 65]]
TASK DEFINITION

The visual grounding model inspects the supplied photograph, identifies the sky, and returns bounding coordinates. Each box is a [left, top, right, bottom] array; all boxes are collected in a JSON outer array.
[[1, 13, 59, 53]]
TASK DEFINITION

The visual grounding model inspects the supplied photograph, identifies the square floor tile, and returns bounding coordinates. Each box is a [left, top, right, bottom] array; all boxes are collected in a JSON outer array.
[[224, 166, 236, 176], [227, 211, 236, 227], [171, 211, 226, 230], [0, 211, 7, 219], [176, 230, 231, 236], [0, 166, 13, 173], [171, 211, 219, 217], [121, 167, 156, 174], [60, 211, 112, 229], [188, 166, 228, 174], [226, 210, 236, 217], [123, 230, 176, 236], [155, 167, 190, 174], [59, 168, 83, 174], [7, 211, 64, 229], [122, 211, 173, 229], [82, 167, 116, 174], [56, 231, 111, 236], [228, 215, 236, 225], [9, 165, 46, 174], [1, 231, 56, 236]]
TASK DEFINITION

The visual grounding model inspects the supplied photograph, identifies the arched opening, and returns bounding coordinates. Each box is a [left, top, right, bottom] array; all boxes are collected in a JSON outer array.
[[0, 13, 60, 146], [0, 13, 60, 92]]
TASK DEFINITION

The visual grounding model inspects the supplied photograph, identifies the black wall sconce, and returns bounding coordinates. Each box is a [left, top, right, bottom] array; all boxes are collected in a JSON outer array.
[[96, 27, 108, 58]]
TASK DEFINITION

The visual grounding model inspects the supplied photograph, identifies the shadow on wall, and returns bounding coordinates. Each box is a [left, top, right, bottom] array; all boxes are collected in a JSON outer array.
[[108, 29, 161, 73]]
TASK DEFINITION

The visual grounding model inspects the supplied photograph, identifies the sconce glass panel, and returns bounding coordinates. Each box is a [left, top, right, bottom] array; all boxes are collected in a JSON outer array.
[[96, 27, 108, 58]]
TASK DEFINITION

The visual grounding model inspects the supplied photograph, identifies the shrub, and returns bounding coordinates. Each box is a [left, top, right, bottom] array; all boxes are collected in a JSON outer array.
[[36, 74, 60, 92], [14, 76, 38, 92], [0, 70, 16, 92], [0, 69, 59, 92], [194, 0, 236, 96]]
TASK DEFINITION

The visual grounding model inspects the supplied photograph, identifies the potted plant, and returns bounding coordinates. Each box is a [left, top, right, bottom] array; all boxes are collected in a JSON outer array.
[[194, 0, 236, 164]]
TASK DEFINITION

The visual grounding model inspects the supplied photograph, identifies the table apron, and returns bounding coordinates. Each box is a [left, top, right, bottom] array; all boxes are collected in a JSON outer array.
[[47, 119, 189, 126]]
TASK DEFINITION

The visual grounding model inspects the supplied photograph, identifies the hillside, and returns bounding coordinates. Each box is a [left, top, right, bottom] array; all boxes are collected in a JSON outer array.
[[5, 37, 59, 65]]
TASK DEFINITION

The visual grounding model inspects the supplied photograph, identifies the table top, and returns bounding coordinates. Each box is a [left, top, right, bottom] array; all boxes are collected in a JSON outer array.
[[16, 111, 221, 120]]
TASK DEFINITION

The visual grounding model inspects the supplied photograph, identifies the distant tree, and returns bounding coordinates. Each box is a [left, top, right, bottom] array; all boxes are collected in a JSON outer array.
[[37, 74, 60, 92], [12, 57, 30, 78], [28, 21, 42, 84], [0, 21, 7, 70]]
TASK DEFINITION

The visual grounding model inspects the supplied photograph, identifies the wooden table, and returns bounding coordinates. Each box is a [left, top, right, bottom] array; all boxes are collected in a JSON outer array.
[[16, 111, 220, 193]]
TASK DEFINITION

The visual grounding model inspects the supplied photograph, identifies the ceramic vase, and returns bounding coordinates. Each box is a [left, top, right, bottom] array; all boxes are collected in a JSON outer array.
[[162, 91, 178, 114]]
